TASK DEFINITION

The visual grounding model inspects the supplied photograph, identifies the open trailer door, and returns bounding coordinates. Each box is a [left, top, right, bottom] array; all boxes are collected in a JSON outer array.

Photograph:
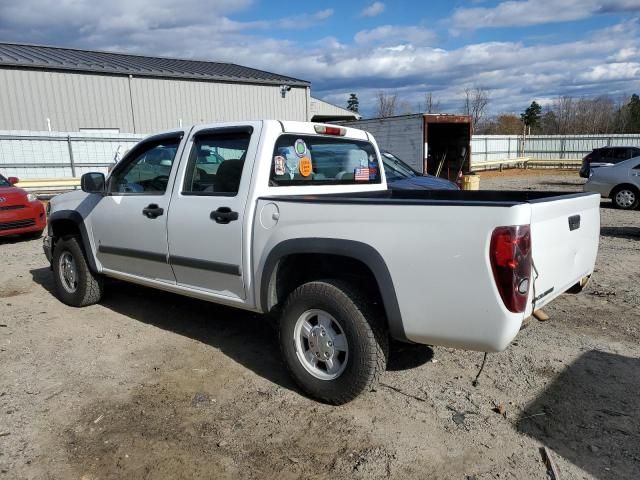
[[424, 114, 472, 181]]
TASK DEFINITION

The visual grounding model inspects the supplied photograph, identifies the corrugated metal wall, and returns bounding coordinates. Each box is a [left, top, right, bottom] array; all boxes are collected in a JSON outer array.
[[0, 69, 134, 132], [343, 116, 425, 171], [309, 98, 357, 119], [130, 77, 308, 132], [472, 135, 520, 162], [0, 68, 308, 133], [471, 134, 640, 162]]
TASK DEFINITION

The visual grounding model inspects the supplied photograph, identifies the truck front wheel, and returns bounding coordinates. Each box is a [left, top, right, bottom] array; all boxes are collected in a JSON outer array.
[[52, 235, 103, 307], [279, 279, 388, 404]]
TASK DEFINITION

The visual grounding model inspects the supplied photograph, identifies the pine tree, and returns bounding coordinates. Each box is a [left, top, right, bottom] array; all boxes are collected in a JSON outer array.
[[347, 93, 359, 113], [627, 94, 640, 133], [520, 101, 542, 130]]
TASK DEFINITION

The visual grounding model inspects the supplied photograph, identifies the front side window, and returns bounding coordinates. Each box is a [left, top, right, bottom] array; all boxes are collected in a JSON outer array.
[[183, 131, 250, 195], [0, 175, 10, 187], [109, 139, 180, 194], [269, 135, 381, 186]]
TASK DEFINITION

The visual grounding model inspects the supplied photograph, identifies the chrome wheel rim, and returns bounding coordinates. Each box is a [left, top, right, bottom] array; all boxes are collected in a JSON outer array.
[[615, 189, 635, 208], [293, 309, 349, 381], [59, 251, 78, 293]]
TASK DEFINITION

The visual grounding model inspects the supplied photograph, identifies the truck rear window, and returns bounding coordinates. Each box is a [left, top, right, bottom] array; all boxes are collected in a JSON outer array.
[[269, 135, 381, 186]]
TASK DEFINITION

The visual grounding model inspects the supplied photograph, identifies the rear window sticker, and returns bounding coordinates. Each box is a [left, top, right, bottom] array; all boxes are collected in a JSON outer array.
[[284, 151, 299, 179], [354, 167, 370, 181], [274, 155, 286, 176], [294, 139, 307, 157], [299, 157, 313, 177]]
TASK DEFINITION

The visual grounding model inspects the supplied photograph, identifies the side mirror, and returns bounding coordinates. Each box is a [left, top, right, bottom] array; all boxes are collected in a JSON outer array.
[[8, 177, 19, 185], [81, 172, 106, 194]]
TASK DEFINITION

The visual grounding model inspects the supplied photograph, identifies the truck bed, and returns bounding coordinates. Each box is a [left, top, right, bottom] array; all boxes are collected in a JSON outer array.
[[254, 188, 600, 351]]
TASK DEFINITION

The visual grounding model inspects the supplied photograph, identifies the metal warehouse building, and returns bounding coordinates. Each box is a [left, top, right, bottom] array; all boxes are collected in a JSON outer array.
[[0, 42, 356, 133]]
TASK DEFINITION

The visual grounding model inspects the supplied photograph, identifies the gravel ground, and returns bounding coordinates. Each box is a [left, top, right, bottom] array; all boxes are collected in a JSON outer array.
[[1, 170, 638, 480]]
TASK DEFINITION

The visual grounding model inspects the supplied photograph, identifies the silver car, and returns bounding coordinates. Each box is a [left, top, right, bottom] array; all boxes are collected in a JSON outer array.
[[584, 156, 640, 210]]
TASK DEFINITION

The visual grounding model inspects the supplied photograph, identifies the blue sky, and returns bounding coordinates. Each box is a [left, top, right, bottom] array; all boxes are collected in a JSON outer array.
[[1, 0, 639, 116]]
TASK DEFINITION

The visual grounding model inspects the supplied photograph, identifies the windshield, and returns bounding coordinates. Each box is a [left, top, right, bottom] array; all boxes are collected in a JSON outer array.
[[0, 175, 10, 187], [381, 152, 418, 181]]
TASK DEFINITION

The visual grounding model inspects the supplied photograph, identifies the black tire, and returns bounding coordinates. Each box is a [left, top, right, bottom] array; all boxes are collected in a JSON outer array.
[[52, 235, 103, 307], [611, 185, 639, 210], [279, 279, 388, 405]]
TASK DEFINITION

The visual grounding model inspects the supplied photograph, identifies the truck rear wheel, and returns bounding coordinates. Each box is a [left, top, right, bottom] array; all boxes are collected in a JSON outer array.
[[279, 279, 388, 404], [52, 235, 103, 307]]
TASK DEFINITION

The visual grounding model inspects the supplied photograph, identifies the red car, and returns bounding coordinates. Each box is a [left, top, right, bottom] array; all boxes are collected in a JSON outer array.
[[0, 174, 46, 238]]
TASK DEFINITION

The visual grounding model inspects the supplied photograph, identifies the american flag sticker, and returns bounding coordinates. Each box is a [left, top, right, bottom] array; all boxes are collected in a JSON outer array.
[[354, 167, 370, 181]]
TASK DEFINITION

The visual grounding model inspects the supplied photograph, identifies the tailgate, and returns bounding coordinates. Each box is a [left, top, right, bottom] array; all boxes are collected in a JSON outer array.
[[529, 193, 600, 309]]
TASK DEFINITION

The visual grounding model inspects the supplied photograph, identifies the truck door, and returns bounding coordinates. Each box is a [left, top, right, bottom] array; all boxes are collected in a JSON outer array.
[[166, 125, 259, 300], [89, 133, 184, 282]]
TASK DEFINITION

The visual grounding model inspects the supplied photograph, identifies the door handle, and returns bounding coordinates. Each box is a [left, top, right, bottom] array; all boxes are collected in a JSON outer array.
[[142, 203, 164, 219], [210, 206, 239, 224]]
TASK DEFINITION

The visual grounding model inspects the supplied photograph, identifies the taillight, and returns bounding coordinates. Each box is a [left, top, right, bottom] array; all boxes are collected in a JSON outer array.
[[314, 125, 346, 136], [490, 225, 532, 313]]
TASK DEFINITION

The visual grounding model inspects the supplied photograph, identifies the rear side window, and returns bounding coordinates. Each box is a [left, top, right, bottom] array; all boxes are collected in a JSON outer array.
[[183, 131, 250, 196], [611, 148, 629, 162], [269, 135, 381, 186]]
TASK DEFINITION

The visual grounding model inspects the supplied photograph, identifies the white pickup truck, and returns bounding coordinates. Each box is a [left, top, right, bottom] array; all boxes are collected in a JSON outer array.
[[44, 121, 600, 404]]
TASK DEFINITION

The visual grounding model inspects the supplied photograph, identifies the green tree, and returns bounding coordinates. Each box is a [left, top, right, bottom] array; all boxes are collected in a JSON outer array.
[[626, 93, 640, 133], [346, 93, 359, 113], [521, 101, 542, 130]]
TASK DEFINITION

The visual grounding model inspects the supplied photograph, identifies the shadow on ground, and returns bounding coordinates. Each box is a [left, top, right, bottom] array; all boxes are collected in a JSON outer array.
[[0, 233, 41, 245], [539, 180, 583, 187], [30, 267, 430, 395], [600, 226, 640, 239], [518, 350, 640, 480]]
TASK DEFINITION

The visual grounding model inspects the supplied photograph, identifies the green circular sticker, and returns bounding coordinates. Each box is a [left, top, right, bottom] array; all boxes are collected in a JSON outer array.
[[294, 139, 307, 157]]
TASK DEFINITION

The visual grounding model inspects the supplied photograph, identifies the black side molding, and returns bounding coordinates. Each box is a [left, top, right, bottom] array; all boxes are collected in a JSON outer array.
[[98, 245, 167, 263], [97, 246, 241, 276], [170, 256, 241, 276]]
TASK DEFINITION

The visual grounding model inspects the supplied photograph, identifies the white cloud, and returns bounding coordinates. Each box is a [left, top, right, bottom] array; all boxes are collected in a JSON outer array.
[[579, 62, 640, 81], [0, 0, 638, 115], [450, 0, 640, 33], [360, 2, 385, 17], [354, 25, 436, 46], [609, 46, 638, 61]]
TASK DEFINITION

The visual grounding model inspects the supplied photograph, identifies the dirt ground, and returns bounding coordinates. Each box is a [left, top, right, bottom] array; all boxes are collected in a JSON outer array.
[[1, 170, 638, 480]]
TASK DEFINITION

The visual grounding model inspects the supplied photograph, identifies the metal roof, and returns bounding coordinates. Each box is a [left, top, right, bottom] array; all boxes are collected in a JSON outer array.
[[0, 42, 310, 87]]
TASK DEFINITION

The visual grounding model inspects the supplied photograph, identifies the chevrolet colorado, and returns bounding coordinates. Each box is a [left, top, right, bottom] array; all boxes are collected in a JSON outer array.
[[44, 121, 600, 404]]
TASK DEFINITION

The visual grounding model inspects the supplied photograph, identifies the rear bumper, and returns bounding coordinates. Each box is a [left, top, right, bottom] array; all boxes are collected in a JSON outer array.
[[0, 202, 46, 237]]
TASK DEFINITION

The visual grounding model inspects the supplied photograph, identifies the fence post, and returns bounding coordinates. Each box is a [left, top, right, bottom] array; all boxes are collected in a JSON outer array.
[[67, 135, 76, 177], [485, 137, 488, 162]]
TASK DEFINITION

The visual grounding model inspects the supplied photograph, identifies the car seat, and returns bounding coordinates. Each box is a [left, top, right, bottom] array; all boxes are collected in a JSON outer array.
[[214, 159, 243, 193]]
